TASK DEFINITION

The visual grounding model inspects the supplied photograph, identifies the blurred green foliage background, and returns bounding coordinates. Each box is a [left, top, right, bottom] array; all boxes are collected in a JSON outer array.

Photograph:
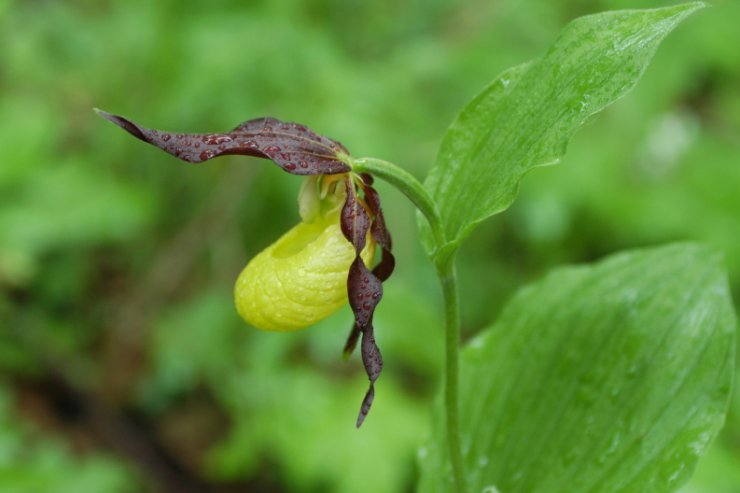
[[0, 0, 738, 492]]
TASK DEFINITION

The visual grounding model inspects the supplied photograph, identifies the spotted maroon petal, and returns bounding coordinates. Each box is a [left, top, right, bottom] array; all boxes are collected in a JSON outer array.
[[343, 323, 362, 359], [356, 321, 382, 428], [364, 184, 395, 282], [340, 181, 388, 427], [356, 386, 375, 428], [360, 323, 383, 383], [345, 263, 384, 428], [95, 109, 351, 175], [340, 180, 371, 252], [347, 258, 383, 329]]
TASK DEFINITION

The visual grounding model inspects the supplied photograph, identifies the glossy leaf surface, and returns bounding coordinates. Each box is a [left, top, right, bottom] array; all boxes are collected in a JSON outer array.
[[421, 3, 704, 255], [419, 243, 736, 493]]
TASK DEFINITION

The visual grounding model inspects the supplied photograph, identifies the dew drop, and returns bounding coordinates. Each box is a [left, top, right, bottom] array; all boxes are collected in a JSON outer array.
[[285, 163, 297, 171], [264, 145, 281, 153], [161, 133, 171, 142], [176, 133, 185, 139], [362, 302, 372, 310], [203, 134, 233, 145], [199, 150, 215, 160]]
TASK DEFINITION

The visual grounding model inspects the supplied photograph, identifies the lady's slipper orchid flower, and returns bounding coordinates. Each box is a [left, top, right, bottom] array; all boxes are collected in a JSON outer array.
[[97, 110, 394, 427]]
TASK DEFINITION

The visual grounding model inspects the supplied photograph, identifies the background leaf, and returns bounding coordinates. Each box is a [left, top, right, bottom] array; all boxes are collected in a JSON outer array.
[[419, 243, 736, 493], [421, 3, 705, 255]]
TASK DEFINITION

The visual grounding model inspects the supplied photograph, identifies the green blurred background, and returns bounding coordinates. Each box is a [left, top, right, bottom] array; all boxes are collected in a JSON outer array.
[[1, 0, 738, 491]]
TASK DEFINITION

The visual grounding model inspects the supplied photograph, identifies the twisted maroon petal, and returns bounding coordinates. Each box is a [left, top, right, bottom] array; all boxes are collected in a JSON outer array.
[[96, 109, 351, 175], [347, 258, 383, 328], [343, 323, 362, 359], [339, 179, 388, 427], [340, 180, 371, 251], [364, 184, 395, 282]]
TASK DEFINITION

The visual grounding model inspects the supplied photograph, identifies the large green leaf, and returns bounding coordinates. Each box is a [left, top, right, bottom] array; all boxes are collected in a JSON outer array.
[[421, 3, 704, 257], [419, 243, 736, 493]]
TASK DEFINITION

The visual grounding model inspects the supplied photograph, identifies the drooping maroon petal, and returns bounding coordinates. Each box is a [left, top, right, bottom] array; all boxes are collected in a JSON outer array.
[[356, 323, 382, 428], [364, 184, 395, 282], [347, 258, 383, 328], [340, 179, 388, 428], [363, 185, 391, 250], [360, 323, 383, 383], [343, 323, 362, 359], [340, 180, 371, 252], [95, 109, 351, 176], [356, 386, 375, 428]]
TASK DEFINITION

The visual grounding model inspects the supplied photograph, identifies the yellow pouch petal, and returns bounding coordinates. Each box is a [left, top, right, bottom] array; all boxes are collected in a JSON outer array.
[[234, 217, 375, 332]]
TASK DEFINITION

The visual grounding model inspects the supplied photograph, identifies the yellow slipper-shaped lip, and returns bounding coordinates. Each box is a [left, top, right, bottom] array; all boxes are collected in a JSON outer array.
[[235, 216, 375, 332]]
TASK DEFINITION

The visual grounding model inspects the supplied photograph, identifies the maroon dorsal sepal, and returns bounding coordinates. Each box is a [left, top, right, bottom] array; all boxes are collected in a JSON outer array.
[[96, 109, 351, 176]]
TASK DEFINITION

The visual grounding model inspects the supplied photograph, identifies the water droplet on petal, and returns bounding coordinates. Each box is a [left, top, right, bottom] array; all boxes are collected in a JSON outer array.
[[203, 134, 233, 145]]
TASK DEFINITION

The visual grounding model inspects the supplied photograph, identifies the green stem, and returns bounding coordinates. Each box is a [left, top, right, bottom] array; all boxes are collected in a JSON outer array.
[[437, 253, 466, 493], [352, 156, 467, 493]]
